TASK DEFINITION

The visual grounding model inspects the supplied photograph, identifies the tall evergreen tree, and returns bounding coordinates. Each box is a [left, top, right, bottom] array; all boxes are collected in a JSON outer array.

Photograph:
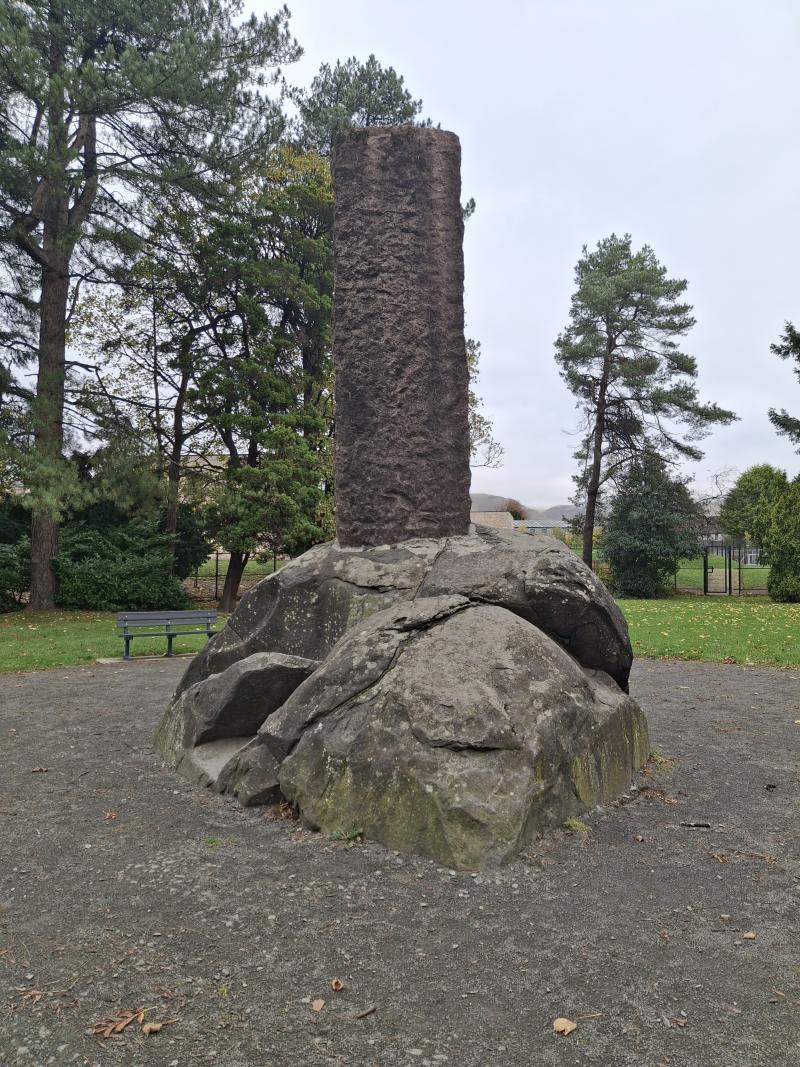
[[554, 234, 736, 566], [0, 0, 297, 607], [768, 321, 800, 449]]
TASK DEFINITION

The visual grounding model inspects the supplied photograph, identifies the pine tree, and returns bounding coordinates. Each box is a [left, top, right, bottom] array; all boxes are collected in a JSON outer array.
[[294, 54, 428, 154], [555, 234, 736, 566], [768, 321, 800, 449], [0, 0, 297, 607]]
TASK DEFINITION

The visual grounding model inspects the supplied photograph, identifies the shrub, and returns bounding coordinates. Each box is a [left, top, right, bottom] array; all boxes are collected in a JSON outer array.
[[767, 570, 800, 602], [603, 454, 702, 599], [764, 480, 800, 603], [592, 559, 612, 589], [55, 518, 195, 611], [55, 556, 191, 612], [0, 537, 30, 613]]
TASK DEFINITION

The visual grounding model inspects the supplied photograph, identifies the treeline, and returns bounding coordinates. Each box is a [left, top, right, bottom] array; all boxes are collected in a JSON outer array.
[[0, 2, 499, 613]]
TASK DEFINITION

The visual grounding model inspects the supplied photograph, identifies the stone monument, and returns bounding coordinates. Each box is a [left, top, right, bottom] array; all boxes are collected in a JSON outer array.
[[333, 127, 471, 545], [155, 127, 648, 869]]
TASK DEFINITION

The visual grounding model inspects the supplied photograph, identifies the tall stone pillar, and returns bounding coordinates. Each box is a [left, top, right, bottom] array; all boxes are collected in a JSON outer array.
[[332, 127, 472, 547]]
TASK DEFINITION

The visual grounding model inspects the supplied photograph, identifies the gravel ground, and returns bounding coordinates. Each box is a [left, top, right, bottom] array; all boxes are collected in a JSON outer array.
[[0, 657, 797, 1067]]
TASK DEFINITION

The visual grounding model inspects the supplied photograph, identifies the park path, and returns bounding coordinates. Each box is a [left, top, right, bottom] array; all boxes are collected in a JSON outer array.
[[0, 657, 797, 1066]]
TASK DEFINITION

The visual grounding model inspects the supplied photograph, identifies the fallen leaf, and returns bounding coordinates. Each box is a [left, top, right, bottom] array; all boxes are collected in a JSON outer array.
[[743, 931, 756, 940], [670, 1016, 688, 1028], [142, 1022, 162, 1036], [553, 1017, 577, 1035], [30, 767, 49, 774], [311, 998, 325, 1012], [103, 811, 118, 821], [114, 1010, 144, 1034], [91, 1008, 143, 1038], [16, 987, 44, 1005], [330, 977, 344, 992]]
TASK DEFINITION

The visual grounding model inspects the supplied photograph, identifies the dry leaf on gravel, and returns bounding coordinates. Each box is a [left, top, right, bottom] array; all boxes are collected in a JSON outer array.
[[90, 1009, 177, 1039], [103, 811, 118, 821], [330, 977, 344, 992], [90, 1008, 144, 1038], [553, 1017, 577, 1035], [311, 998, 325, 1012], [30, 767, 49, 773], [15, 988, 44, 1005], [743, 931, 757, 940]]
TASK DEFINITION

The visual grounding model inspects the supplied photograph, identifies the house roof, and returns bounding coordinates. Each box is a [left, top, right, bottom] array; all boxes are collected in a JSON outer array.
[[513, 518, 570, 530], [470, 510, 515, 530]]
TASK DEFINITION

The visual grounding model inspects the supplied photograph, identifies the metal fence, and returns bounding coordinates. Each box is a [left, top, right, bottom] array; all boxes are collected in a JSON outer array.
[[675, 542, 769, 596], [185, 551, 282, 605]]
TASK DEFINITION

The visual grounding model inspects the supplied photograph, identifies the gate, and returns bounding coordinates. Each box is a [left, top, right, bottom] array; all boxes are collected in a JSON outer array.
[[696, 542, 769, 596], [702, 544, 736, 595]]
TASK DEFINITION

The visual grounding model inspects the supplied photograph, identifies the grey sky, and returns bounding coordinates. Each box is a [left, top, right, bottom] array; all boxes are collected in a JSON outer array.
[[270, 0, 800, 507]]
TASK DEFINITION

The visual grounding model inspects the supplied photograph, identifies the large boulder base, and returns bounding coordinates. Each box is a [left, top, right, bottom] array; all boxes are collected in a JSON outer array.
[[174, 525, 632, 696], [154, 529, 647, 868], [273, 597, 647, 869]]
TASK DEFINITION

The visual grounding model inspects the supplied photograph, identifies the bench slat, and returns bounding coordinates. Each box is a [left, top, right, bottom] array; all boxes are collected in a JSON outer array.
[[118, 622, 216, 630], [117, 623, 216, 631], [117, 611, 216, 623]]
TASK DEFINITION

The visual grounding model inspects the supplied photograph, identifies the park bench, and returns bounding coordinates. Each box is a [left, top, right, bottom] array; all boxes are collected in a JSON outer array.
[[116, 610, 217, 660]]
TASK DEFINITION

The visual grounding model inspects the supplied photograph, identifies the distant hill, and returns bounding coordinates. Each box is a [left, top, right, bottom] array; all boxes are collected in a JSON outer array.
[[539, 503, 581, 521], [469, 493, 515, 513], [470, 493, 579, 523]]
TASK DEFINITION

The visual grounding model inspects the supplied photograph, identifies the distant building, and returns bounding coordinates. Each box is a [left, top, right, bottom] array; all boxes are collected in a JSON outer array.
[[470, 510, 515, 530], [513, 518, 570, 536]]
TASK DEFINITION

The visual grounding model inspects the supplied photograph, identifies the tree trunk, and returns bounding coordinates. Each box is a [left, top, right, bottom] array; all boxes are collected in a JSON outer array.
[[582, 350, 612, 568], [582, 470, 600, 568], [29, 514, 60, 611], [165, 372, 189, 570], [28, 262, 70, 609], [218, 551, 248, 613]]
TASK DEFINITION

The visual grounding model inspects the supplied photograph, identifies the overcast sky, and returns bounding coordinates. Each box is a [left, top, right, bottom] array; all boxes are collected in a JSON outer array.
[[267, 0, 800, 507]]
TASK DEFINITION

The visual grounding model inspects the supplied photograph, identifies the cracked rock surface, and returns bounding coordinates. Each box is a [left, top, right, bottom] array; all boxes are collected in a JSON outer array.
[[276, 597, 647, 869], [155, 527, 647, 867]]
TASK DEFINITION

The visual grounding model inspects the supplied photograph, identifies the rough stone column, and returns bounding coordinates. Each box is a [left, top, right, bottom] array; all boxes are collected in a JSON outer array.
[[332, 126, 472, 547]]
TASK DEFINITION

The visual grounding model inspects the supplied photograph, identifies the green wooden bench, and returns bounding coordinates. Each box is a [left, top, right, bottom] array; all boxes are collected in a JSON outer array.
[[116, 610, 217, 660]]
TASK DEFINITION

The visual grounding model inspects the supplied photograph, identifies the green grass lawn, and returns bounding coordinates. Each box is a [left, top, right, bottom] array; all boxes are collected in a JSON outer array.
[[0, 611, 220, 673], [619, 595, 800, 667], [3, 596, 799, 674]]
